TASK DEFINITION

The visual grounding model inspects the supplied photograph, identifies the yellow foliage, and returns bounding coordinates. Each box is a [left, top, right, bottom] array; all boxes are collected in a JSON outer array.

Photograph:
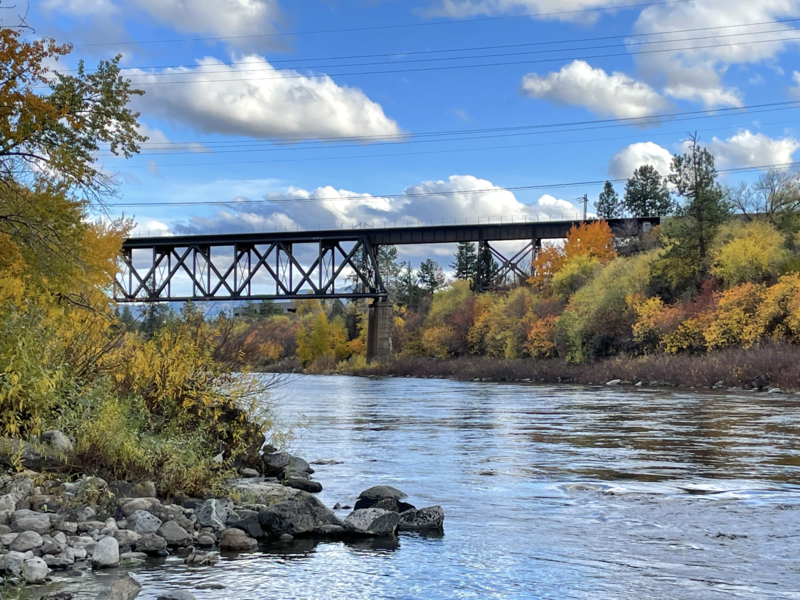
[[530, 221, 616, 289], [525, 316, 557, 359], [710, 220, 789, 287], [703, 283, 766, 350], [748, 273, 800, 342], [421, 325, 455, 358]]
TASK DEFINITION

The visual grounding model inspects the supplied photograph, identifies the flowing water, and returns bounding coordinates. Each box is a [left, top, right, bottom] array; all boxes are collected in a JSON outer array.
[[41, 376, 800, 599]]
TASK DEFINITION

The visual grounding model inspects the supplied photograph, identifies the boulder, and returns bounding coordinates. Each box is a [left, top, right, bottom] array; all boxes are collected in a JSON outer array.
[[354, 486, 408, 510], [9, 530, 43, 552], [44, 554, 75, 569], [398, 506, 445, 532], [284, 456, 313, 478], [230, 514, 263, 539], [195, 499, 229, 532], [148, 504, 193, 532], [230, 480, 300, 505], [283, 478, 323, 493], [92, 537, 120, 568], [262, 452, 292, 476], [219, 528, 258, 552], [119, 552, 147, 563], [1, 551, 26, 575], [372, 498, 416, 513], [0, 438, 61, 471], [343, 508, 401, 536], [121, 498, 159, 518], [127, 510, 162, 535], [41, 430, 73, 455], [12, 510, 51, 534], [184, 550, 218, 566], [113, 529, 141, 548], [95, 573, 143, 600], [22, 556, 49, 583], [240, 468, 260, 478], [157, 521, 192, 547], [257, 492, 342, 537], [135, 533, 167, 554], [196, 534, 216, 547]]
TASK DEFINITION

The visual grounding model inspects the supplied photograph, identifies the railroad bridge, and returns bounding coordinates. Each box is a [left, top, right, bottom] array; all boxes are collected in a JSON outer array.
[[116, 217, 659, 361]]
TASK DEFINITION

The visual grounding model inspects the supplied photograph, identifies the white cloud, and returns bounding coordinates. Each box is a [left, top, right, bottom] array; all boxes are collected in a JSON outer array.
[[632, 0, 800, 107], [128, 56, 403, 141], [147, 159, 165, 180], [43, 0, 117, 17], [520, 60, 671, 119], [791, 71, 800, 97], [137, 123, 210, 154], [704, 130, 800, 170], [608, 142, 673, 179], [133, 219, 170, 235], [429, 0, 631, 21]]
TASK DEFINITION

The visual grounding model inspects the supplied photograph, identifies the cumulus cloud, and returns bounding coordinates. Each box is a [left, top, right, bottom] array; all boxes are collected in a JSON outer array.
[[632, 0, 800, 107], [704, 130, 800, 170], [608, 142, 673, 179], [127, 57, 403, 141], [171, 175, 582, 238], [520, 60, 671, 119], [428, 0, 631, 21], [43, 0, 284, 50]]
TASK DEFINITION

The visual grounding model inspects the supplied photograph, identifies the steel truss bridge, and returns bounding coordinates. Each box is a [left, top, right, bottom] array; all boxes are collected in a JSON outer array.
[[115, 218, 659, 304]]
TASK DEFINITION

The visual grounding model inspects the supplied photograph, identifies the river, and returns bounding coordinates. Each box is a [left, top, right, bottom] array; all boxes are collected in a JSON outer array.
[[42, 375, 800, 599]]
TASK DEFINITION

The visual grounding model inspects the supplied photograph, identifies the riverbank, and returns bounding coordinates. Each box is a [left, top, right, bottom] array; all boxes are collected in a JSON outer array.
[[344, 344, 800, 393]]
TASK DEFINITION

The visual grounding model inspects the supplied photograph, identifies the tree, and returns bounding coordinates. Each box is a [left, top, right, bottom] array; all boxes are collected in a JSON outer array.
[[666, 135, 730, 277], [418, 259, 446, 293], [396, 262, 424, 310], [727, 169, 800, 224], [530, 221, 616, 289], [596, 181, 622, 219], [348, 245, 400, 296], [710, 221, 789, 288], [452, 242, 477, 282], [475, 243, 499, 290], [624, 165, 672, 217]]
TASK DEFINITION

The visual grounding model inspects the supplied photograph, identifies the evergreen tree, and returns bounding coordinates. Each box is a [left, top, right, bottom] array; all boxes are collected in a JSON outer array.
[[596, 181, 622, 219], [666, 136, 730, 276], [452, 242, 478, 282], [624, 165, 673, 217], [117, 305, 137, 332], [396, 262, 424, 310], [475, 243, 499, 290], [348, 244, 400, 295], [418, 259, 446, 293]]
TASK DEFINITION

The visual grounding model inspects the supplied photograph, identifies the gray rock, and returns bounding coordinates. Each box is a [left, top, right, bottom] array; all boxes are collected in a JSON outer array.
[[41, 430, 73, 455], [95, 573, 142, 600], [22, 556, 49, 583], [195, 499, 229, 532], [240, 468, 260, 478], [230, 481, 300, 505], [184, 551, 218, 566], [284, 456, 313, 477], [56, 521, 78, 535], [113, 529, 141, 547], [92, 537, 120, 568], [121, 498, 159, 518], [354, 486, 408, 510], [768, 388, 782, 394], [148, 504, 193, 532], [1, 551, 26, 575], [262, 452, 292, 476], [120, 552, 148, 562], [135, 533, 167, 554], [127, 510, 162, 535], [398, 506, 445, 532], [258, 492, 342, 536], [157, 521, 191, 547], [283, 478, 323, 493], [606, 379, 623, 386], [343, 508, 401, 536], [157, 591, 196, 600], [0, 438, 61, 471], [196, 534, 216, 547], [9, 530, 43, 552], [230, 514, 263, 539], [12, 510, 51, 534], [44, 555, 74, 569], [219, 528, 258, 551]]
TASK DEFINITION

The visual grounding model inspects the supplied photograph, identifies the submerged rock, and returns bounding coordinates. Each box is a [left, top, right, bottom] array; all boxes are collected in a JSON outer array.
[[95, 573, 142, 600], [398, 506, 445, 532], [157, 593, 196, 600], [219, 528, 258, 551]]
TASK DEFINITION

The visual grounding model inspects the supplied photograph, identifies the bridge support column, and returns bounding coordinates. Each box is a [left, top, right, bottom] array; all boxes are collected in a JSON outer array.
[[366, 299, 394, 363]]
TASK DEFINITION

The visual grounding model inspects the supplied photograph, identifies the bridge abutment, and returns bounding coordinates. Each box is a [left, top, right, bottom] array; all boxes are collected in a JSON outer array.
[[366, 300, 394, 363]]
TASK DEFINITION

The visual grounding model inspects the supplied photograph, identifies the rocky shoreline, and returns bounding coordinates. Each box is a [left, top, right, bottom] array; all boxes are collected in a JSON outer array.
[[0, 441, 444, 599]]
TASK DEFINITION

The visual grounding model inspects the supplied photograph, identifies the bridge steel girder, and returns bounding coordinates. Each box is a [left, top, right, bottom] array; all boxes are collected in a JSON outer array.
[[116, 218, 659, 303], [115, 236, 387, 303]]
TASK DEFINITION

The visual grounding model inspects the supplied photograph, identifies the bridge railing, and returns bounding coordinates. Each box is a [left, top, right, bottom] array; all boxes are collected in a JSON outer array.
[[129, 212, 597, 239]]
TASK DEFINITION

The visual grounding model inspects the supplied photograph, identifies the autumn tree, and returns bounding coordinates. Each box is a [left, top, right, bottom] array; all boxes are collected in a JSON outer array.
[[530, 221, 616, 289], [624, 165, 672, 217], [596, 181, 622, 219]]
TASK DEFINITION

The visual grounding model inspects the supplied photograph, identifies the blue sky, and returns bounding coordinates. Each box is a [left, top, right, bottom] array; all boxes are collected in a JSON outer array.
[[30, 0, 800, 264]]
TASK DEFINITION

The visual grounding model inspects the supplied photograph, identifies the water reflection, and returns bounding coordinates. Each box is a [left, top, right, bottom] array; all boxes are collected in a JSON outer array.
[[37, 377, 800, 599]]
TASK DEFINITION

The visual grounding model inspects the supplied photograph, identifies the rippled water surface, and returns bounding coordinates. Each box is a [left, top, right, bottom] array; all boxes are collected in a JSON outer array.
[[44, 376, 800, 599]]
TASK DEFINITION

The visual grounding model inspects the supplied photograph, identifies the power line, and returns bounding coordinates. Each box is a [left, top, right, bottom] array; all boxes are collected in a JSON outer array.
[[98, 100, 800, 156], [117, 35, 800, 85], [73, 1, 693, 48], [105, 118, 800, 170], [64, 18, 800, 73], [107, 161, 800, 208]]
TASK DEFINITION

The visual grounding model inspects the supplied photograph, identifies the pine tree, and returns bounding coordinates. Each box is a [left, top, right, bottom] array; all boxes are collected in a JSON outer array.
[[452, 242, 478, 282], [418, 259, 446, 293], [624, 165, 673, 217], [396, 262, 424, 310], [596, 181, 622, 218]]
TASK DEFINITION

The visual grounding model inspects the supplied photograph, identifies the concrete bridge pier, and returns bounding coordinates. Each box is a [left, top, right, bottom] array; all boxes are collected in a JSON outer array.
[[366, 299, 394, 363]]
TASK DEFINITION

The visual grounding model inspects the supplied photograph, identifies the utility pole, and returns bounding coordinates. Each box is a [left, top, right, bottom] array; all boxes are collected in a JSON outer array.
[[576, 195, 588, 220]]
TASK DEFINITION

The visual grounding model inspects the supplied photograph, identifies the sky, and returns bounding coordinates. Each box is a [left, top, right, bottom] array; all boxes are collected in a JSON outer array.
[[27, 0, 800, 268]]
